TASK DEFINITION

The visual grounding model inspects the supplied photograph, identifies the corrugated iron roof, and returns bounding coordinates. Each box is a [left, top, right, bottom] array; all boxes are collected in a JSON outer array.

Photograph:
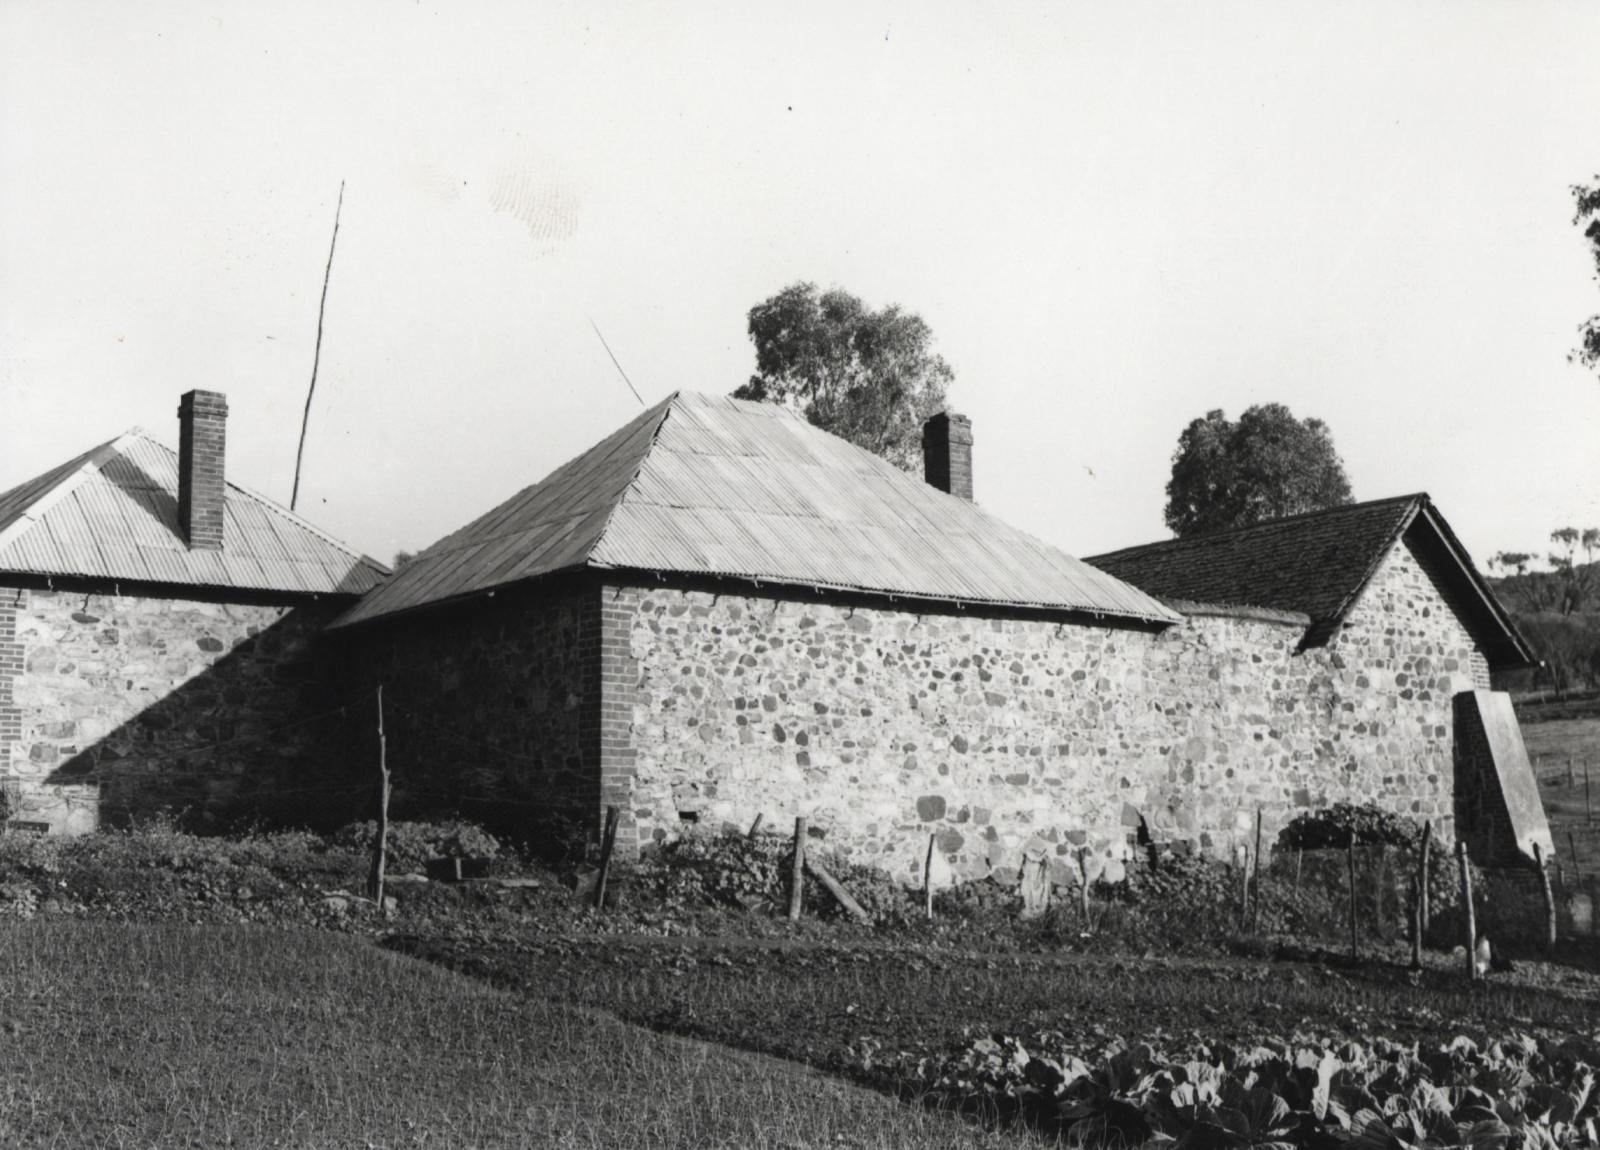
[[1086, 494, 1535, 669], [0, 428, 387, 596], [333, 392, 1180, 628]]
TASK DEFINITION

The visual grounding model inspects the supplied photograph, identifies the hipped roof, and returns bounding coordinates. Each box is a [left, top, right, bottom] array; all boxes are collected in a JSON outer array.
[[1086, 494, 1535, 669], [0, 429, 387, 596], [333, 391, 1180, 629]]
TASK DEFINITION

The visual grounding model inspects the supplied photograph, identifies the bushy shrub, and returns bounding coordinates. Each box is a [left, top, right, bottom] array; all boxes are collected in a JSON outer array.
[[638, 829, 791, 911], [1277, 801, 1421, 851], [331, 819, 506, 875], [635, 829, 922, 924], [1114, 849, 1235, 907]]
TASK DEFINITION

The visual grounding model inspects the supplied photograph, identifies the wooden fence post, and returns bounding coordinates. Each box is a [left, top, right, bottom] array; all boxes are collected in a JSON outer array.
[[1375, 844, 1390, 935], [1294, 847, 1303, 896], [594, 804, 620, 910], [367, 686, 391, 912], [1250, 807, 1264, 931], [924, 833, 936, 921], [1077, 847, 1091, 921], [1587, 762, 1593, 827], [788, 817, 807, 921], [1347, 836, 1359, 961], [1534, 841, 1557, 951], [1457, 841, 1478, 981], [1570, 830, 1582, 882], [1417, 820, 1432, 937], [1238, 844, 1251, 927]]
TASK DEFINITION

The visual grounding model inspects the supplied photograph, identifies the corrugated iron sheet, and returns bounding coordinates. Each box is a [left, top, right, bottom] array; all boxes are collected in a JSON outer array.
[[0, 429, 386, 596], [334, 392, 1178, 628]]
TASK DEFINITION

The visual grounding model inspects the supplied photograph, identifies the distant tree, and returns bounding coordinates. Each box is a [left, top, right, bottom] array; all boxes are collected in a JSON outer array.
[[1163, 404, 1354, 538], [1488, 528, 1599, 616], [735, 282, 953, 472], [1575, 177, 1600, 379], [1489, 551, 1536, 577], [1548, 527, 1600, 616]]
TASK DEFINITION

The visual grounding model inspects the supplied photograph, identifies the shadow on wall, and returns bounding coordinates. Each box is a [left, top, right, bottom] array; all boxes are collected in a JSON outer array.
[[6, 598, 365, 834]]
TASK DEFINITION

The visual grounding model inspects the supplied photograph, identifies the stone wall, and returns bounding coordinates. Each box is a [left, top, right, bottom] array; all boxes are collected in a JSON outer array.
[[610, 535, 1486, 885], [326, 580, 598, 842], [0, 586, 340, 833]]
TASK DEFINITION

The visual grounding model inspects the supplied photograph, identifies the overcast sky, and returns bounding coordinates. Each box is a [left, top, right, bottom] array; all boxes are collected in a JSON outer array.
[[3, 1, 1598, 571]]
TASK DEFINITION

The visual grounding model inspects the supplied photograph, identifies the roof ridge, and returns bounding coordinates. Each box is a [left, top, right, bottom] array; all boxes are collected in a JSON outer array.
[[1089, 493, 1427, 561], [587, 392, 684, 564], [0, 432, 136, 556]]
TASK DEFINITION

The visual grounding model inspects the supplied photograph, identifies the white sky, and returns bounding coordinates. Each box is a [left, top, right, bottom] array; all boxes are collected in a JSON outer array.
[[3, 1, 1598, 571]]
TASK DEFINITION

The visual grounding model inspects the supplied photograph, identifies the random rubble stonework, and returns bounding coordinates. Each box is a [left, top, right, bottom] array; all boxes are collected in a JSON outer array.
[[0, 588, 335, 833], [613, 536, 1489, 886]]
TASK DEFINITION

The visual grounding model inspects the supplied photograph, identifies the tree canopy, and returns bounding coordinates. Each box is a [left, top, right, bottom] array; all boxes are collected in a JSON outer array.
[[734, 283, 953, 472], [1575, 177, 1600, 379], [1163, 404, 1354, 538]]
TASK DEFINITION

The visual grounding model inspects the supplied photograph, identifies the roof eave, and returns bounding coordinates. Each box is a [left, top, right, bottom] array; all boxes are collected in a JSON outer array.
[[1411, 503, 1538, 670], [332, 559, 1184, 632]]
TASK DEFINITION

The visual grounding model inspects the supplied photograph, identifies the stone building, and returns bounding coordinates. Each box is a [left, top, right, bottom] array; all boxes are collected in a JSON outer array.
[[325, 391, 1541, 883], [1089, 499, 1549, 869], [0, 391, 386, 832]]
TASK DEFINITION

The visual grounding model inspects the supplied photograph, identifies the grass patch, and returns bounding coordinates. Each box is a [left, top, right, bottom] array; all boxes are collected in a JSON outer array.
[[0, 923, 1041, 1149], [1525, 716, 1600, 873]]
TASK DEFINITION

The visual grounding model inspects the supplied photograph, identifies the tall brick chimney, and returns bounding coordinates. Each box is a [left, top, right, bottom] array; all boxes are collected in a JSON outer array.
[[177, 390, 228, 551], [921, 411, 973, 501]]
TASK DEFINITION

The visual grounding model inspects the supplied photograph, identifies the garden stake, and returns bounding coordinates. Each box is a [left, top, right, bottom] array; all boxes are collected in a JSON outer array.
[[594, 805, 620, 910], [1416, 820, 1432, 939], [1409, 874, 1423, 971], [1294, 847, 1303, 895], [1569, 830, 1582, 881], [789, 817, 807, 921], [746, 813, 763, 839], [924, 833, 936, 921], [805, 855, 871, 923], [1457, 841, 1478, 981], [1251, 807, 1264, 932], [1375, 844, 1388, 935], [1587, 763, 1593, 827], [1534, 841, 1557, 951], [1239, 844, 1251, 928], [367, 685, 391, 912], [1347, 836, 1358, 961], [1077, 847, 1091, 921]]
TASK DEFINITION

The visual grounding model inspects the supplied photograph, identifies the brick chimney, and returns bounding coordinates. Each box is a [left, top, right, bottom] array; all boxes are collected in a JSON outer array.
[[921, 411, 973, 501], [177, 390, 228, 551]]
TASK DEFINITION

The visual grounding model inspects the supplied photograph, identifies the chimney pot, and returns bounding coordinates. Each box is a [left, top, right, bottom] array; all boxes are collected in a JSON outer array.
[[177, 390, 228, 551], [922, 411, 973, 500]]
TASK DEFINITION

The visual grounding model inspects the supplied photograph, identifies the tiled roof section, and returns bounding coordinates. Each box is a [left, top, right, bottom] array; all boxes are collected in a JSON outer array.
[[0, 429, 387, 596], [1087, 495, 1535, 669], [1088, 496, 1422, 622], [332, 391, 1181, 629]]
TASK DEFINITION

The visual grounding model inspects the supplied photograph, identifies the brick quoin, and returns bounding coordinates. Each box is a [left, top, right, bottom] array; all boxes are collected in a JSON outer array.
[[0, 591, 25, 783], [594, 584, 642, 854]]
